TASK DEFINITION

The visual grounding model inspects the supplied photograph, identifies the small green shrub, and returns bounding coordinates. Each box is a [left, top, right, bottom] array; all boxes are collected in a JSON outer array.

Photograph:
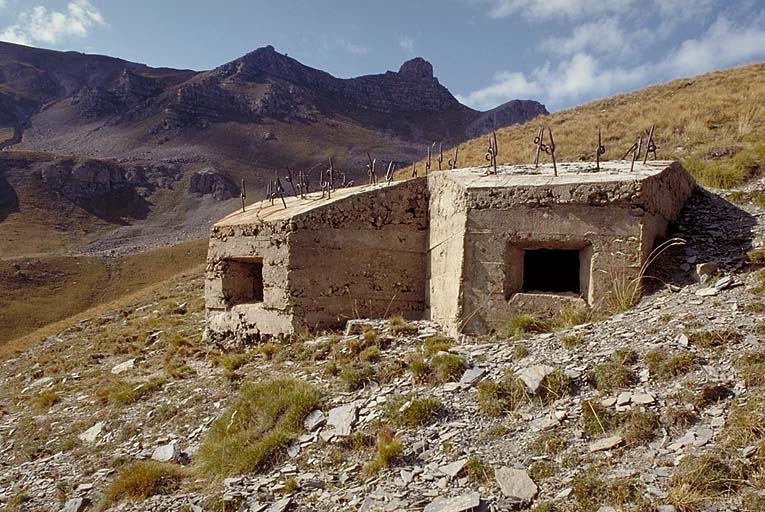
[[408, 356, 429, 383], [529, 431, 566, 455], [477, 372, 528, 416], [423, 336, 453, 356], [96, 377, 166, 406], [465, 455, 495, 483], [582, 400, 615, 438], [529, 460, 556, 481], [561, 332, 584, 348], [668, 455, 737, 512], [340, 364, 374, 391], [198, 378, 321, 478], [359, 345, 381, 362], [32, 389, 60, 411], [618, 410, 659, 445], [739, 351, 765, 388], [646, 349, 698, 380], [686, 329, 741, 350], [364, 427, 403, 475], [538, 369, 574, 404], [388, 316, 418, 336], [385, 396, 443, 427], [747, 249, 765, 265], [588, 359, 634, 392], [498, 314, 550, 339], [571, 471, 645, 512], [512, 343, 530, 360], [100, 461, 185, 507], [429, 353, 465, 384]]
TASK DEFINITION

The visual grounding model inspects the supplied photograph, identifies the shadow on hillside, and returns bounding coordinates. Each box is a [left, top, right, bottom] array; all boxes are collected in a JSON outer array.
[[646, 186, 756, 290], [0, 172, 19, 222], [77, 188, 151, 225]]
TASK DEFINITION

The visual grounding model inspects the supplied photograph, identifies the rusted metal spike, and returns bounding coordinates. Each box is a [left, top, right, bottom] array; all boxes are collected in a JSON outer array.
[[448, 146, 458, 170], [547, 127, 557, 177], [425, 146, 431, 176], [630, 136, 642, 172], [240, 178, 246, 212], [437, 142, 443, 171], [275, 175, 287, 208], [596, 128, 606, 171], [285, 167, 297, 196], [411, 162, 418, 178], [385, 162, 395, 184], [329, 157, 335, 191], [643, 124, 657, 164], [366, 152, 376, 185], [485, 130, 498, 175], [533, 126, 544, 168]]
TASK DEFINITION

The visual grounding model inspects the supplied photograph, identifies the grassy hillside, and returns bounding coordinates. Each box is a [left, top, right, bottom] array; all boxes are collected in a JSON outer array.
[[0, 238, 207, 347], [423, 62, 765, 189]]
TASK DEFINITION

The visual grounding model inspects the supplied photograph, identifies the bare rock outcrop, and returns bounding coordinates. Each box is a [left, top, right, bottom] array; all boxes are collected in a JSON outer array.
[[40, 159, 127, 200], [188, 169, 238, 200]]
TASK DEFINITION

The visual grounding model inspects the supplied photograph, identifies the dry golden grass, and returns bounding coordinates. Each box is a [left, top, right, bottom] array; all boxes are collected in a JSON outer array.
[[406, 63, 765, 190], [0, 238, 207, 352]]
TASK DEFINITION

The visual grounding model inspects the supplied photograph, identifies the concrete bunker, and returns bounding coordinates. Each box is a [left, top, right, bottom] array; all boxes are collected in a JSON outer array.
[[205, 160, 695, 342]]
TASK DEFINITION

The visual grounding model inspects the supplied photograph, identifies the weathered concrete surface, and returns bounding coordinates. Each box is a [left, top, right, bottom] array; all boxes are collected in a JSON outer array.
[[205, 178, 428, 344], [205, 161, 694, 341]]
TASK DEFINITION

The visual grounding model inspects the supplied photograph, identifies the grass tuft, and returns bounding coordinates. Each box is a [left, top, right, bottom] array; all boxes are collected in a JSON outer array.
[[465, 455, 495, 483], [498, 314, 550, 339], [385, 395, 444, 427], [645, 349, 698, 380], [363, 426, 403, 476], [100, 461, 185, 508], [198, 378, 321, 478], [477, 371, 528, 416], [686, 329, 741, 351], [587, 352, 636, 392], [668, 455, 739, 512], [423, 336, 453, 356]]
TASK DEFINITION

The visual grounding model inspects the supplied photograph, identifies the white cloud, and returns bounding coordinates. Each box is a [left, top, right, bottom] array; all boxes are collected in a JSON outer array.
[[478, 0, 634, 20], [399, 36, 415, 53], [459, 10, 765, 112], [0, 1, 6, 9], [340, 39, 368, 55], [661, 16, 765, 76], [0, 0, 104, 46], [456, 71, 540, 106]]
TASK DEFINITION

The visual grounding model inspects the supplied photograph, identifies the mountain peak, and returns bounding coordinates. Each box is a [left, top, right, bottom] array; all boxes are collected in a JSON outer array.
[[398, 57, 434, 80]]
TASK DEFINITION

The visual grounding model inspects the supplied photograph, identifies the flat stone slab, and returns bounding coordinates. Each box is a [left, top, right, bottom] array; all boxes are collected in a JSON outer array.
[[423, 492, 481, 512], [326, 403, 357, 437], [589, 435, 623, 452], [111, 358, 136, 374], [495, 467, 538, 504], [439, 458, 468, 478], [304, 409, 325, 431], [518, 365, 556, 393], [78, 422, 104, 443], [459, 367, 486, 389], [152, 441, 181, 463]]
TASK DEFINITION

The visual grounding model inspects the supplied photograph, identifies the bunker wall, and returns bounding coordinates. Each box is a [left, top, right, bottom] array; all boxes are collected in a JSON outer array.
[[426, 173, 469, 336], [286, 178, 429, 330]]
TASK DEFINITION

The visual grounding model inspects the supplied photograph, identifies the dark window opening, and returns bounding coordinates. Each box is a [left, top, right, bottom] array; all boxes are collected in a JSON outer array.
[[523, 249, 580, 294], [223, 259, 264, 305]]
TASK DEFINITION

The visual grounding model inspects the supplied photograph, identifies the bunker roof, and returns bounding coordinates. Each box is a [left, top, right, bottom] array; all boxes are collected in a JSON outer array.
[[214, 160, 678, 228]]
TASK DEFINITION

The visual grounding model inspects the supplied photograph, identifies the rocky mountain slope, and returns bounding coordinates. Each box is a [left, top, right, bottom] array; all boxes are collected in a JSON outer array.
[[0, 42, 546, 256], [2, 175, 765, 511]]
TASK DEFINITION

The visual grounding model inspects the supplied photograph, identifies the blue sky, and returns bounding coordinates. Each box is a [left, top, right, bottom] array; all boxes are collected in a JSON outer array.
[[1, 0, 764, 112]]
